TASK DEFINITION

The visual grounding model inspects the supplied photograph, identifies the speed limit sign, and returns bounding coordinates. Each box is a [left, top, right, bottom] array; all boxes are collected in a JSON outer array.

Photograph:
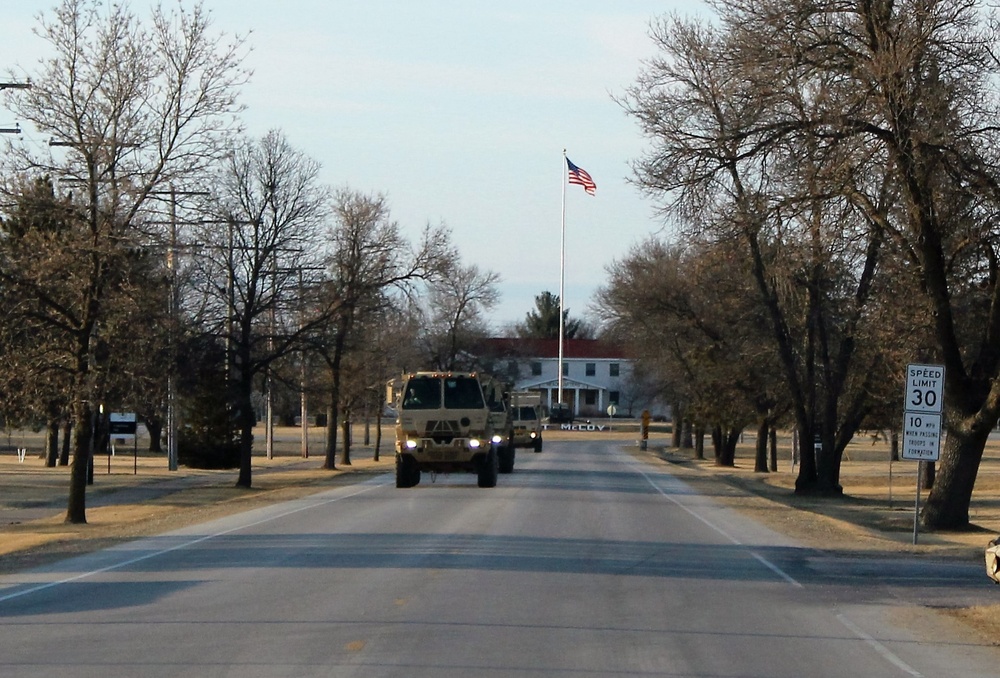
[[902, 363, 944, 462], [904, 364, 944, 414], [901, 363, 946, 544]]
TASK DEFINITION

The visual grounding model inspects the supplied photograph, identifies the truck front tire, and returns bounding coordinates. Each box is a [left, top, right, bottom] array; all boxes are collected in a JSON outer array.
[[395, 454, 420, 488], [498, 445, 515, 474], [478, 447, 498, 488]]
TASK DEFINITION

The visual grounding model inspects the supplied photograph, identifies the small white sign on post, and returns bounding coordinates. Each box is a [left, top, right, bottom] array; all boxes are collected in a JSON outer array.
[[901, 411, 942, 461]]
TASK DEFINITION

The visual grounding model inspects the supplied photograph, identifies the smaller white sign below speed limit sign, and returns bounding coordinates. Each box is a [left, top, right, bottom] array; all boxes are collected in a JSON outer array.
[[902, 412, 942, 461]]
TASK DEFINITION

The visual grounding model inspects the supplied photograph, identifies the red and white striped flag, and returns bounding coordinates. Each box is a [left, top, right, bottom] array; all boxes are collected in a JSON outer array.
[[566, 157, 596, 196]]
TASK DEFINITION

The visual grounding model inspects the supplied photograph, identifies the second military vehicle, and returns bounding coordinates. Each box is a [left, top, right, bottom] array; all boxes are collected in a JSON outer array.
[[480, 374, 516, 473], [510, 391, 543, 452]]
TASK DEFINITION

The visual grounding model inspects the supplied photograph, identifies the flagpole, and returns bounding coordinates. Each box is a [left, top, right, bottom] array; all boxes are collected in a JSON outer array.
[[558, 150, 566, 407]]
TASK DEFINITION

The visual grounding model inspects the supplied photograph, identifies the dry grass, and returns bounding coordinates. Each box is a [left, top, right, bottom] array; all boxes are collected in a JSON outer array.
[[0, 425, 394, 572]]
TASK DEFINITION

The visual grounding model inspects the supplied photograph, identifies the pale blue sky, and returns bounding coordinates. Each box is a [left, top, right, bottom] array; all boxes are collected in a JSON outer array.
[[1, 1, 707, 329]]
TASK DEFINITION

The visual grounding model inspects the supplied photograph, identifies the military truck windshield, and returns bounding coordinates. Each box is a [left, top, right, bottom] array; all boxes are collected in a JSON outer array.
[[517, 406, 537, 420], [402, 376, 441, 410], [443, 376, 485, 409]]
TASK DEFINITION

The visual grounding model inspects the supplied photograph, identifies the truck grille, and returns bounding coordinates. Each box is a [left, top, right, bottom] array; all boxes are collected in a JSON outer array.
[[425, 419, 461, 443]]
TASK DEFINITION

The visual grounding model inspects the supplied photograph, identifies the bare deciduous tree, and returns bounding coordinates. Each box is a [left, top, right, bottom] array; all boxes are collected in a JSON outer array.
[[623, 0, 1000, 527], [0, 0, 248, 522], [314, 189, 451, 469], [418, 263, 501, 371], [191, 129, 330, 488]]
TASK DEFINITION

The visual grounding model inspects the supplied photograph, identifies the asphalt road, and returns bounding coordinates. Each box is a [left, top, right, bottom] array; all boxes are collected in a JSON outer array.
[[0, 439, 997, 677]]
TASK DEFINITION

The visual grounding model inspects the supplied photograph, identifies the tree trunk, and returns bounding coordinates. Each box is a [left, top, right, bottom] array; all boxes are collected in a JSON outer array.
[[340, 412, 352, 466], [59, 421, 71, 466], [716, 427, 739, 467], [693, 424, 705, 460], [322, 337, 345, 470], [235, 411, 254, 488], [671, 401, 682, 448], [794, 422, 821, 494], [45, 418, 59, 468], [65, 398, 92, 524], [681, 419, 693, 449], [234, 376, 255, 488], [145, 417, 163, 453], [922, 419, 988, 529], [324, 401, 338, 470], [374, 412, 383, 462], [769, 427, 777, 472], [363, 401, 371, 446], [921, 461, 935, 490], [754, 420, 769, 473]]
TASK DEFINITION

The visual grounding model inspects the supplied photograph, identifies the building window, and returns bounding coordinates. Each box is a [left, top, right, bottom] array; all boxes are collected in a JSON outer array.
[[609, 363, 620, 377], [585, 390, 597, 405], [585, 363, 595, 377], [610, 391, 620, 404], [531, 362, 542, 376], [562, 362, 568, 376]]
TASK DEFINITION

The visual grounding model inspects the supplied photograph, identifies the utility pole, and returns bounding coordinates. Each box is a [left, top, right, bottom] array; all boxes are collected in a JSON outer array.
[[149, 189, 210, 471], [299, 267, 309, 459], [294, 264, 324, 459], [266, 249, 276, 460]]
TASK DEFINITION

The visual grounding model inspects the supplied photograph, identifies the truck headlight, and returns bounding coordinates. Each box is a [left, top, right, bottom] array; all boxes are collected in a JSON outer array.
[[468, 439, 481, 449], [491, 435, 503, 444], [530, 432, 537, 439], [405, 439, 418, 449]]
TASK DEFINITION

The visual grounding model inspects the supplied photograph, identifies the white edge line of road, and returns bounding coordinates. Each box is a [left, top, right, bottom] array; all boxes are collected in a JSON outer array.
[[628, 457, 805, 588], [628, 453, 923, 677], [836, 614, 923, 677], [0, 480, 387, 605]]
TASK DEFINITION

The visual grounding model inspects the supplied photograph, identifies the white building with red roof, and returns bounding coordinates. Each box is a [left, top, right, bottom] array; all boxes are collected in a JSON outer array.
[[478, 338, 638, 418]]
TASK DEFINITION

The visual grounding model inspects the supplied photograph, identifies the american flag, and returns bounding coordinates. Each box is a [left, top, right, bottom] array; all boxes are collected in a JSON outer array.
[[566, 157, 596, 196]]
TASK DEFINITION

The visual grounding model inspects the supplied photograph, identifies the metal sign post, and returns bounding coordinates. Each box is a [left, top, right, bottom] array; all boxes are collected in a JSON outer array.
[[900, 364, 944, 544]]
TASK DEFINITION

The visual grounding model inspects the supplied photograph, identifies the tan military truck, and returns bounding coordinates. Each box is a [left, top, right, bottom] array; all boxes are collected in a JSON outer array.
[[480, 374, 516, 473], [389, 371, 501, 488], [510, 391, 543, 453]]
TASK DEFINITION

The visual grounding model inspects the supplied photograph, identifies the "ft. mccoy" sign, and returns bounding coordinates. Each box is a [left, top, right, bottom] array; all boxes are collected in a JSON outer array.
[[542, 423, 612, 432]]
